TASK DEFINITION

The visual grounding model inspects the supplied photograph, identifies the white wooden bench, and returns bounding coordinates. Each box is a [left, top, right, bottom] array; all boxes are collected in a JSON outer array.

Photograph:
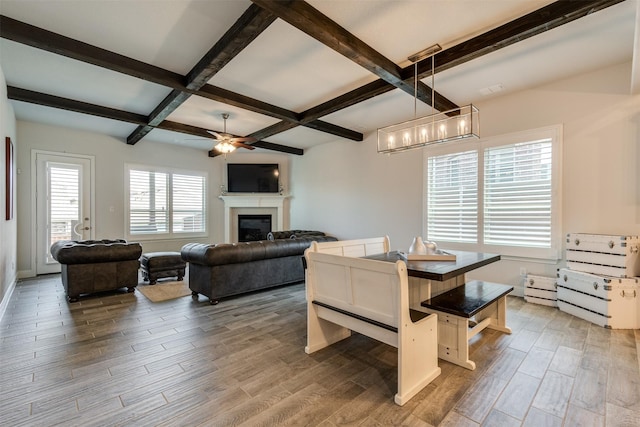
[[307, 235, 390, 257], [304, 251, 440, 406], [421, 280, 513, 370]]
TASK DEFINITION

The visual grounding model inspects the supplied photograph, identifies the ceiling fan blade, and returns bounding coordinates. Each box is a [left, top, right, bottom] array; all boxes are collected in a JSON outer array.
[[230, 136, 257, 143], [233, 142, 256, 150], [206, 130, 225, 140]]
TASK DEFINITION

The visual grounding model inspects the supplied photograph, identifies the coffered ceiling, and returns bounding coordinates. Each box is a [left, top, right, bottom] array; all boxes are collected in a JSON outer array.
[[0, 0, 637, 156]]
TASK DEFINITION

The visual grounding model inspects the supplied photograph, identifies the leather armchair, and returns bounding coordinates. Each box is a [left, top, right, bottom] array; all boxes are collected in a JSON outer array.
[[51, 239, 142, 302]]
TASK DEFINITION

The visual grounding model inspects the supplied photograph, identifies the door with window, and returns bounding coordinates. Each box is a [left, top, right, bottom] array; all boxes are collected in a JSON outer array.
[[35, 153, 93, 274]]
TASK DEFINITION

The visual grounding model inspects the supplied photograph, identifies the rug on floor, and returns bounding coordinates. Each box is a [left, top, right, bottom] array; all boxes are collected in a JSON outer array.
[[137, 280, 191, 302]]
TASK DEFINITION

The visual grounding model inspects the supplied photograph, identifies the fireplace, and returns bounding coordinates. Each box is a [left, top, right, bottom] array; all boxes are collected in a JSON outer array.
[[219, 194, 288, 243], [238, 214, 272, 242]]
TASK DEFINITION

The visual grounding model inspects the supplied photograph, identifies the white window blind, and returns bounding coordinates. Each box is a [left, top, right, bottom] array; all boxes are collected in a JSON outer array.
[[49, 165, 80, 243], [129, 170, 168, 234], [426, 151, 478, 243], [484, 139, 552, 248], [172, 173, 205, 233]]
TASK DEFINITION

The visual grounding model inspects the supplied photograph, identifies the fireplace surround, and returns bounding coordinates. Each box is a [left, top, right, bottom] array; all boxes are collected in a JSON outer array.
[[219, 194, 288, 243]]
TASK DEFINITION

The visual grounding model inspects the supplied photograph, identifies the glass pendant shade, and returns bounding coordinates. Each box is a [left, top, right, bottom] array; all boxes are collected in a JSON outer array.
[[215, 141, 236, 153], [377, 104, 479, 154]]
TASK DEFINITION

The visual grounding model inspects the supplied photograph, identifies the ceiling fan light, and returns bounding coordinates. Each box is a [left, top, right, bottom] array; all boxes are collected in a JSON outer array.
[[215, 141, 236, 153]]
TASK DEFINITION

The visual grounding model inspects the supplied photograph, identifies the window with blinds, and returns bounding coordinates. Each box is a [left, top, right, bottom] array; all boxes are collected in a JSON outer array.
[[425, 125, 561, 260], [127, 166, 206, 238]]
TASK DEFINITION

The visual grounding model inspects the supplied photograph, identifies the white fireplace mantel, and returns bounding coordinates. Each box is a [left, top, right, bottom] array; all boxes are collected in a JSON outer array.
[[219, 194, 289, 242]]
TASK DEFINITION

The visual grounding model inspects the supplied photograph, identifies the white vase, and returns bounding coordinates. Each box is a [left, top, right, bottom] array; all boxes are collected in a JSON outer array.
[[409, 236, 427, 255]]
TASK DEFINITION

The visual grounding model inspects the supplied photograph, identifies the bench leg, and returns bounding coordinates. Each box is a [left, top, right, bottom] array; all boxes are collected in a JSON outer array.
[[425, 310, 476, 370], [482, 296, 512, 334], [305, 302, 351, 354], [395, 312, 441, 406]]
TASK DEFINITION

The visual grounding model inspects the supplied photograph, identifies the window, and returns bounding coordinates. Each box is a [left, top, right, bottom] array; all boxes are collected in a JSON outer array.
[[424, 125, 562, 260], [126, 165, 207, 239]]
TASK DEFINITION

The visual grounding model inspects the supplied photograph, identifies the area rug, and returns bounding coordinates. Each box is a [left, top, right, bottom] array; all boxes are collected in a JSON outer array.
[[137, 281, 191, 302]]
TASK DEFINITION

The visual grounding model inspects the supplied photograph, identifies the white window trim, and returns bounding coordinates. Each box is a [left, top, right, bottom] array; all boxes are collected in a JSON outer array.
[[423, 124, 563, 260], [125, 163, 208, 241]]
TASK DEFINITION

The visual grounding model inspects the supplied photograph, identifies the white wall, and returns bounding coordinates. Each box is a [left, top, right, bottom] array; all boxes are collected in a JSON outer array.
[[291, 62, 640, 295], [0, 67, 18, 316], [15, 122, 290, 277]]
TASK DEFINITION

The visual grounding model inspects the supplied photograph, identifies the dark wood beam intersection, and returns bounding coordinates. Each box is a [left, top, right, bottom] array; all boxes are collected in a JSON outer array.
[[126, 4, 277, 145], [251, 0, 458, 112]]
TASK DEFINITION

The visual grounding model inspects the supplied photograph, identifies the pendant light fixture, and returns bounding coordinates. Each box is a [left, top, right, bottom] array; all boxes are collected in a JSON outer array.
[[377, 44, 479, 154]]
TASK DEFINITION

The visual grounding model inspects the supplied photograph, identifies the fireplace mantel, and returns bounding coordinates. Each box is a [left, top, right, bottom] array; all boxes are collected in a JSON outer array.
[[219, 194, 289, 243]]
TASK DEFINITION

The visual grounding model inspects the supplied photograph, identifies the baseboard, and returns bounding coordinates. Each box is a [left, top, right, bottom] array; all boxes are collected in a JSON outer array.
[[0, 275, 17, 324], [18, 269, 36, 279]]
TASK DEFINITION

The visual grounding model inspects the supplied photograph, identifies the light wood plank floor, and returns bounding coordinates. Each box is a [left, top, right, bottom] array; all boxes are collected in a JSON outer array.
[[1, 275, 639, 426]]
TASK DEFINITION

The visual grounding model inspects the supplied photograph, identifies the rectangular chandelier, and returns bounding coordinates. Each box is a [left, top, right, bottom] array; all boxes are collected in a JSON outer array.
[[377, 104, 479, 154]]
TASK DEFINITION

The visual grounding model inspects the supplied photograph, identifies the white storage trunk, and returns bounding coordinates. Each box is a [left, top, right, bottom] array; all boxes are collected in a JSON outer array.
[[565, 233, 640, 277], [524, 274, 557, 307], [557, 268, 640, 329]]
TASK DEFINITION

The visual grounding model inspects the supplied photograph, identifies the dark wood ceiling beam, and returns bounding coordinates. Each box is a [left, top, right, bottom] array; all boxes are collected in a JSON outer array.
[[185, 4, 276, 89], [198, 85, 299, 122], [251, 0, 458, 112], [406, 0, 627, 80], [7, 86, 149, 125], [249, 121, 300, 140], [300, 79, 395, 124], [127, 4, 277, 145], [8, 86, 303, 155], [0, 15, 186, 90]]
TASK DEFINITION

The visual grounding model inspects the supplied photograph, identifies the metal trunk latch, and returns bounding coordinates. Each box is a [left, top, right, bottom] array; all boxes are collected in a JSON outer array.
[[593, 282, 599, 290], [608, 240, 615, 249], [574, 238, 580, 246]]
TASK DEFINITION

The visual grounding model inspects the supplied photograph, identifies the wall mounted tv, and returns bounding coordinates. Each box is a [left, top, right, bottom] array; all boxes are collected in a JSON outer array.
[[227, 163, 279, 193]]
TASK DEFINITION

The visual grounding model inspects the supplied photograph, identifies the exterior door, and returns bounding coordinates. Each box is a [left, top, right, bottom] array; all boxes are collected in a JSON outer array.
[[35, 152, 93, 275]]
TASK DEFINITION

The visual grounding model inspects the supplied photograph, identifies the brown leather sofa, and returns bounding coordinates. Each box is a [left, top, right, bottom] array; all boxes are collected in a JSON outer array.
[[181, 233, 337, 305], [51, 239, 142, 302]]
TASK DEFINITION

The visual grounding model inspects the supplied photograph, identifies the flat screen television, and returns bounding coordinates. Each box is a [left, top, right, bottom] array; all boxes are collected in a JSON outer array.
[[227, 163, 279, 193]]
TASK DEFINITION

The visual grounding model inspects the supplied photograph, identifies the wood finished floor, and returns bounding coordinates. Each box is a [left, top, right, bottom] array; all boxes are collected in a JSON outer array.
[[1, 275, 639, 427]]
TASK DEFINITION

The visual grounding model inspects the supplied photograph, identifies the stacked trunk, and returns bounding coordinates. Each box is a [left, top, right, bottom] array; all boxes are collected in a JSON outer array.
[[557, 233, 640, 329], [524, 274, 557, 307]]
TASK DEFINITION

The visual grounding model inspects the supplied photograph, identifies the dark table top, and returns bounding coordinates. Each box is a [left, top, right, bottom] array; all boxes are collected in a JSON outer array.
[[363, 250, 500, 282], [420, 281, 514, 318]]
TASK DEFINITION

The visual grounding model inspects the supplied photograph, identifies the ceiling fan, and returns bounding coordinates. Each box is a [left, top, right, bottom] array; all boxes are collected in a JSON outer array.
[[208, 113, 256, 153]]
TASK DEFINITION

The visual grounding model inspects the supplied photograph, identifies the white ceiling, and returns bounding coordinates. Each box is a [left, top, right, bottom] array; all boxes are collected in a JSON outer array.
[[0, 0, 638, 154]]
